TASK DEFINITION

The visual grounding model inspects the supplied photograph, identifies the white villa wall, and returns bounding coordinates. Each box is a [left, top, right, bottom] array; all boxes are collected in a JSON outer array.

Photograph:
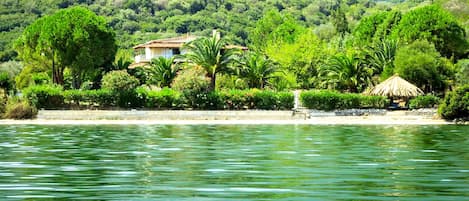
[[135, 47, 187, 63]]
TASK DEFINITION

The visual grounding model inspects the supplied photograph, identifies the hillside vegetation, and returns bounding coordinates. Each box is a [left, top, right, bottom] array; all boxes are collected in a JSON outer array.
[[1, 0, 467, 61]]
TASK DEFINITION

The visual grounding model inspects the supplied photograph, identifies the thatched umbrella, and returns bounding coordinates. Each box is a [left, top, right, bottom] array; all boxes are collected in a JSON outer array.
[[368, 74, 424, 98]]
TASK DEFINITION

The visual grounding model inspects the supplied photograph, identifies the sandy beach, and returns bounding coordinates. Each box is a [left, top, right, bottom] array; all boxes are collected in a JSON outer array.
[[0, 109, 456, 125]]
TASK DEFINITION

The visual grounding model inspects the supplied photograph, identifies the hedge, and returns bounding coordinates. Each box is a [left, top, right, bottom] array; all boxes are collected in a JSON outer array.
[[21, 85, 294, 110], [136, 87, 181, 109], [23, 84, 64, 108], [409, 95, 440, 109], [217, 89, 293, 110], [300, 90, 388, 111]]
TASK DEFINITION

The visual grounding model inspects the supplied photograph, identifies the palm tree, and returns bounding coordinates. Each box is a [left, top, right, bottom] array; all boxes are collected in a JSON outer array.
[[148, 57, 180, 87], [319, 54, 374, 93], [365, 39, 398, 78], [240, 52, 278, 89], [183, 35, 238, 91]]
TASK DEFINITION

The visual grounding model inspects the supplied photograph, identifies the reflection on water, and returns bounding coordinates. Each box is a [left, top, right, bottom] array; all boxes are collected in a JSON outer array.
[[0, 125, 468, 200]]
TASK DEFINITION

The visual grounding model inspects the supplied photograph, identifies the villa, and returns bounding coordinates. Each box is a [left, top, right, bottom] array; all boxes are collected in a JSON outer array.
[[129, 31, 247, 68], [129, 34, 198, 68]]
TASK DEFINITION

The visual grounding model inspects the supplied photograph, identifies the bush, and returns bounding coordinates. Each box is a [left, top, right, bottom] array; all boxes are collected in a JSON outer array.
[[3, 98, 37, 119], [172, 66, 211, 109], [136, 87, 181, 109], [219, 89, 251, 110], [277, 91, 295, 110], [300, 90, 388, 111], [438, 85, 469, 120], [409, 95, 440, 109], [31, 72, 50, 85], [101, 70, 139, 92], [217, 89, 294, 110], [359, 95, 389, 109], [62, 89, 115, 107], [171, 66, 209, 92], [23, 84, 64, 109]]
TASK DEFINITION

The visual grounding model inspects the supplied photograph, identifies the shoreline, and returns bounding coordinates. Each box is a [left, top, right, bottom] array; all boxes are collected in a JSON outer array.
[[0, 109, 456, 125], [0, 118, 452, 125]]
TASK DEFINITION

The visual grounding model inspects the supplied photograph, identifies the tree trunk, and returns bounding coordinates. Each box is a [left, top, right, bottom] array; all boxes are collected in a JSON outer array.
[[51, 54, 64, 85], [209, 73, 216, 91], [71, 70, 82, 89]]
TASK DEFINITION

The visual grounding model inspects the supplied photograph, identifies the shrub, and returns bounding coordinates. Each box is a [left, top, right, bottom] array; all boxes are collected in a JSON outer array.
[[91, 89, 116, 107], [101, 70, 139, 92], [3, 98, 37, 119], [277, 91, 295, 110], [359, 95, 389, 109], [252, 90, 278, 110], [172, 66, 211, 109], [63, 89, 86, 106], [219, 89, 251, 110], [135, 87, 181, 109], [31, 72, 50, 85], [217, 89, 294, 110], [215, 74, 248, 90], [409, 95, 440, 109], [22, 84, 64, 109], [300, 90, 388, 111], [438, 85, 469, 120], [171, 66, 209, 92]]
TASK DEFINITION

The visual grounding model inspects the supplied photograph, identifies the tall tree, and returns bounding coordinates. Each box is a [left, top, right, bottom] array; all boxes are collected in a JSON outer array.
[[392, 5, 468, 58], [15, 6, 117, 89], [183, 35, 238, 91], [330, 5, 350, 39], [394, 40, 452, 93]]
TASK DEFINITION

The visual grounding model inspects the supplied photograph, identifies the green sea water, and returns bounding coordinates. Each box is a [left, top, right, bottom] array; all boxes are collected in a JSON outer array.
[[0, 125, 468, 200]]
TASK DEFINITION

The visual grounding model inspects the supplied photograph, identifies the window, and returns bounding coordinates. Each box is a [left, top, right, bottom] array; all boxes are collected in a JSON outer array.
[[172, 48, 181, 55]]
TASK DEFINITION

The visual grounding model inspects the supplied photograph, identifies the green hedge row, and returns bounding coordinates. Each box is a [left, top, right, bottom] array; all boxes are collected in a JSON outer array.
[[191, 89, 294, 110], [300, 90, 388, 111], [22, 85, 294, 110], [409, 95, 440, 109]]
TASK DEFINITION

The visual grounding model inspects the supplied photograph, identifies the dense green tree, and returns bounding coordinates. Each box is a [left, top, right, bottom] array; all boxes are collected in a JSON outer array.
[[394, 40, 451, 93], [147, 57, 180, 88], [373, 11, 401, 42], [183, 35, 238, 91], [455, 59, 469, 86], [352, 11, 388, 45], [392, 5, 468, 58], [249, 10, 305, 50], [319, 54, 373, 93], [265, 31, 334, 88], [15, 6, 117, 89], [239, 52, 278, 89], [330, 5, 350, 39]]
